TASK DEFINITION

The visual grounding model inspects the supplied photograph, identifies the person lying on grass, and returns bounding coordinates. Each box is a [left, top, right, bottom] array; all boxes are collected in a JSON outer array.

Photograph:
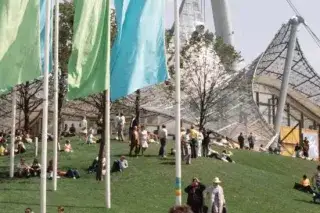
[[293, 174, 314, 194], [16, 158, 31, 178], [111, 156, 128, 173]]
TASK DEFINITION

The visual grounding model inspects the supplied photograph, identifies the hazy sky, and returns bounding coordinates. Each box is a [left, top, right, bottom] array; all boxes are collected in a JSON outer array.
[[164, 0, 320, 73], [110, 0, 320, 72]]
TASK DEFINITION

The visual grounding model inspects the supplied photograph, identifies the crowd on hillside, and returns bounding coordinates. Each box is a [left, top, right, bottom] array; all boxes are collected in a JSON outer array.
[[1, 113, 319, 212], [0, 129, 34, 156]]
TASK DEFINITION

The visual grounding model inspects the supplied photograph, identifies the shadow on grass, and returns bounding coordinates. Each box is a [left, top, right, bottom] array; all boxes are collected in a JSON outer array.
[[160, 162, 175, 165], [0, 188, 45, 192], [293, 198, 318, 205], [0, 201, 105, 209], [113, 154, 158, 158]]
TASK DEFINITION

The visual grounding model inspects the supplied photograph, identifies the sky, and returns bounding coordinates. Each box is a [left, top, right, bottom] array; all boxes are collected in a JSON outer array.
[[109, 0, 320, 72], [163, 0, 320, 72]]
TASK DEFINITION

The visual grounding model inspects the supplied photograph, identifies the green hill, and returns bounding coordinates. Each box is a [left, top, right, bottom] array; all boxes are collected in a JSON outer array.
[[0, 139, 319, 213]]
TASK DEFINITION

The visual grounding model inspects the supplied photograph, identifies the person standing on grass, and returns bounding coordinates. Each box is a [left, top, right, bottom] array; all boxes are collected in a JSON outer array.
[[185, 177, 206, 213], [129, 115, 138, 142], [181, 128, 191, 164], [202, 129, 211, 157], [248, 133, 255, 150], [238, 133, 244, 149], [139, 125, 149, 156], [129, 126, 140, 156], [117, 113, 126, 141], [197, 128, 204, 157], [158, 124, 168, 158], [79, 116, 88, 141], [189, 125, 199, 158], [204, 177, 226, 213], [114, 113, 120, 139]]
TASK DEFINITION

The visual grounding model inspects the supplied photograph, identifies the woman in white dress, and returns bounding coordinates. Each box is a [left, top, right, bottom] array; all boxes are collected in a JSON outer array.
[[197, 129, 204, 157], [139, 125, 148, 156], [204, 177, 226, 213]]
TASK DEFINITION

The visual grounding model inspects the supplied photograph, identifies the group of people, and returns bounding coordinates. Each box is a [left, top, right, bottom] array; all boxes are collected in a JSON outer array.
[[237, 132, 255, 150], [25, 206, 64, 213], [159, 124, 234, 165], [0, 130, 33, 156], [294, 137, 310, 159], [184, 177, 227, 213]]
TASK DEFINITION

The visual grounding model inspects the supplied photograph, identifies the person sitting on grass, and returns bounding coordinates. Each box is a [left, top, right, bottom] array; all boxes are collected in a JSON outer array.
[[47, 159, 67, 179], [16, 158, 31, 178], [25, 207, 34, 213], [88, 156, 106, 174], [311, 165, 320, 196], [64, 140, 73, 152], [0, 144, 8, 156], [168, 205, 193, 213], [111, 156, 128, 173], [293, 174, 314, 194], [58, 206, 64, 213], [15, 137, 26, 154], [30, 158, 41, 177], [86, 129, 96, 144]]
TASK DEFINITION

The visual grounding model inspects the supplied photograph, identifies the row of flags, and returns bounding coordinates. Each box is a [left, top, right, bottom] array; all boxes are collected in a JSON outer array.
[[0, 0, 168, 101], [0, 0, 51, 93]]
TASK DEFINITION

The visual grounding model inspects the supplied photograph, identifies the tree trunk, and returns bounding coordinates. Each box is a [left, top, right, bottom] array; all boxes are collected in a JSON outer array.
[[24, 109, 30, 132], [96, 90, 106, 181], [135, 89, 140, 126], [58, 71, 67, 137], [23, 81, 30, 132]]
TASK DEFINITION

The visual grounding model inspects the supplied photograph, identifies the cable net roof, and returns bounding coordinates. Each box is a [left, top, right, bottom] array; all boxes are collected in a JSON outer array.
[[252, 21, 320, 106]]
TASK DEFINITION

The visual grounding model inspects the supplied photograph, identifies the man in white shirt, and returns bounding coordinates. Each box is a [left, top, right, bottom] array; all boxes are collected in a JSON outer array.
[[114, 114, 120, 139], [158, 124, 168, 158], [117, 113, 125, 141], [79, 116, 88, 141]]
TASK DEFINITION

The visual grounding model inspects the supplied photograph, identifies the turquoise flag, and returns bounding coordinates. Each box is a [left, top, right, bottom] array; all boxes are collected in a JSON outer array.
[[40, 0, 53, 73], [110, 0, 168, 101]]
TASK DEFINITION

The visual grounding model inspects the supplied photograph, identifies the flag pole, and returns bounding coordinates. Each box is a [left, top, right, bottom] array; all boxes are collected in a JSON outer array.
[[105, 0, 111, 208], [53, 0, 59, 191], [174, 0, 182, 205], [9, 87, 16, 178], [40, 0, 51, 212]]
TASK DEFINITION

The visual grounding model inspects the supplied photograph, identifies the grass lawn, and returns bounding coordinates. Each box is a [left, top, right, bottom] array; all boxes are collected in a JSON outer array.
[[0, 138, 319, 213]]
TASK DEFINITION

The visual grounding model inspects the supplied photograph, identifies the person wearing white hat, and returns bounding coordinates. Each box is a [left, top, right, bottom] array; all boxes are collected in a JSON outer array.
[[203, 177, 226, 213]]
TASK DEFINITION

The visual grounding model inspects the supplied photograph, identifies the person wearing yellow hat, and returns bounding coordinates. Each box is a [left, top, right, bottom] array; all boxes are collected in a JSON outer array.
[[204, 177, 226, 213]]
